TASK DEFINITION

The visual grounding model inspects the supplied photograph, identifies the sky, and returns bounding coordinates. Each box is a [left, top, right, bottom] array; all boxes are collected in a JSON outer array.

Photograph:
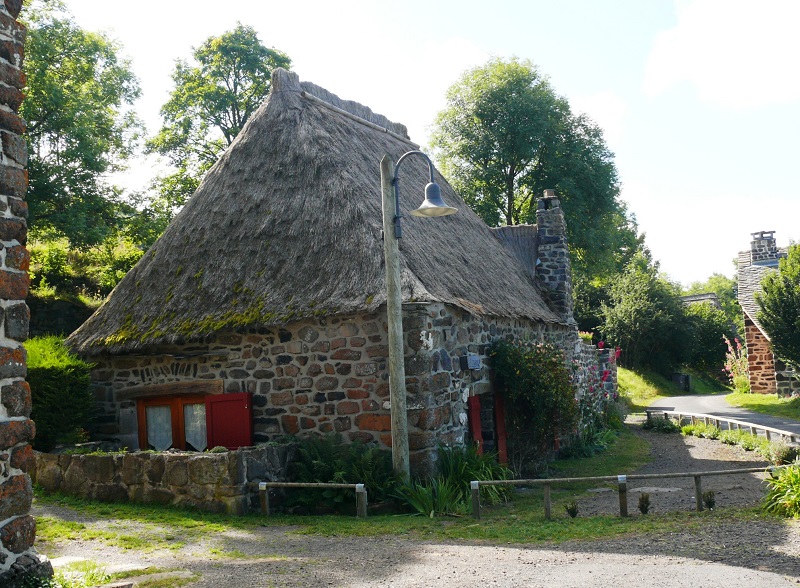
[[60, 0, 800, 287]]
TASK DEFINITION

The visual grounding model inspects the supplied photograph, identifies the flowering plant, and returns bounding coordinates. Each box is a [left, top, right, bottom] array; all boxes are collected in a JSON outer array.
[[723, 335, 749, 393]]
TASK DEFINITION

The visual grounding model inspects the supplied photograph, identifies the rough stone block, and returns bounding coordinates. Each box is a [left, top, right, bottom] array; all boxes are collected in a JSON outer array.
[[4, 0, 23, 19], [354, 413, 391, 432], [0, 515, 35, 553], [0, 108, 24, 135], [0, 419, 34, 447], [10, 443, 33, 472], [0, 474, 31, 519], [1, 380, 30, 417], [0, 269, 28, 299], [4, 302, 28, 341], [4, 245, 28, 270]]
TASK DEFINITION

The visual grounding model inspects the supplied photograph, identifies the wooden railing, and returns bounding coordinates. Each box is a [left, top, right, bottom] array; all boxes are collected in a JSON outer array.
[[258, 481, 368, 517], [645, 409, 799, 444], [470, 466, 782, 520]]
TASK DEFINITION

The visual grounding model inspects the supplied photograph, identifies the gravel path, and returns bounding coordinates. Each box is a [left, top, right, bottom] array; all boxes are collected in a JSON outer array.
[[34, 423, 800, 587]]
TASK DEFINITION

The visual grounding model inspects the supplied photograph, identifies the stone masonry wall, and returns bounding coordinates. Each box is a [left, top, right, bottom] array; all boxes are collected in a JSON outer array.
[[535, 192, 574, 323], [0, 2, 52, 585], [89, 305, 575, 476], [775, 358, 800, 398], [745, 316, 776, 394], [32, 443, 295, 515]]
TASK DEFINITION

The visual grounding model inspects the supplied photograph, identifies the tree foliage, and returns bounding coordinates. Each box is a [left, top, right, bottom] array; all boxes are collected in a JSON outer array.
[[600, 253, 690, 373], [431, 57, 640, 280], [21, 0, 141, 247], [146, 24, 291, 218], [684, 302, 734, 374], [757, 244, 800, 370], [684, 272, 742, 334]]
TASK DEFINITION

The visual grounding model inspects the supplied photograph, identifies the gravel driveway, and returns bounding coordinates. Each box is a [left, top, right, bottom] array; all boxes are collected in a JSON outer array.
[[34, 423, 800, 587]]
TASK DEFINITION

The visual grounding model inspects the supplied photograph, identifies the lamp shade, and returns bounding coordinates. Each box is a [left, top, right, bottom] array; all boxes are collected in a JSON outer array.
[[409, 182, 457, 217]]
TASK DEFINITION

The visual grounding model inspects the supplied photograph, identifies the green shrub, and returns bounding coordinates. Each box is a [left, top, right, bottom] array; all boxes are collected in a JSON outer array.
[[642, 416, 680, 433], [287, 434, 398, 513], [763, 464, 800, 518], [679, 422, 720, 439], [395, 445, 512, 516], [719, 429, 746, 445], [489, 339, 578, 471], [26, 336, 94, 452], [762, 441, 799, 465]]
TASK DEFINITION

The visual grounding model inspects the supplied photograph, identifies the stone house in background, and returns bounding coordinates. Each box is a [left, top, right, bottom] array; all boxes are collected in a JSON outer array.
[[737, 231, 799, 396], [67, 69, 611, 475]]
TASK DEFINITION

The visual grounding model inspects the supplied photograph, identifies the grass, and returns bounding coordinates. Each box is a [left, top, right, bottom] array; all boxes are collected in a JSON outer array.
[[727, 392, 800, 421]]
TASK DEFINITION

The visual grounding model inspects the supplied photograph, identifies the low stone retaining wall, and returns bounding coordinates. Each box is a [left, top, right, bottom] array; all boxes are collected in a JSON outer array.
[[31, 443, 295, 514]]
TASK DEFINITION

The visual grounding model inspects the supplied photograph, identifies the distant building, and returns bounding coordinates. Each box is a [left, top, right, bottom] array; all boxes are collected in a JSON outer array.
[[737, 231, 798, 396]]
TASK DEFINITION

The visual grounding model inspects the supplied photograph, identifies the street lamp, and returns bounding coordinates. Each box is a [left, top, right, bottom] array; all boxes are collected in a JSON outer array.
[[379, 150, 457, 479]]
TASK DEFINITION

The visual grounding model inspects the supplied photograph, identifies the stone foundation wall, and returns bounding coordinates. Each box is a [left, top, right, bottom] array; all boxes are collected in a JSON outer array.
[[745, 317, 777, 394], [88, 304, 576, 476], [0, 2, 53, 584], [32, 444, 295, 515]]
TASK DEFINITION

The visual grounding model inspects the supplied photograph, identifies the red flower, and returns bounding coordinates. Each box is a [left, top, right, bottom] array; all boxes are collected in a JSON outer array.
[[597, 341, 605, 349]]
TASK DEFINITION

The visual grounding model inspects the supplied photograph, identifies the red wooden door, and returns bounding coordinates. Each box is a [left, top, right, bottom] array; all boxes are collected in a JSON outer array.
[[206, 392, 253, 449]]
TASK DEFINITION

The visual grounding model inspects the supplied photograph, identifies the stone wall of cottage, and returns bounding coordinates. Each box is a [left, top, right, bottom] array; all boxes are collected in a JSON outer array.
[[572, 341, 619, 434], [32, 444, 295, 515], [535, 192, 574, 323], [745, 316, 777, 394], [0, 2, 53, 584], [775, 359, 800, 398], [89, 305, 576, 476]]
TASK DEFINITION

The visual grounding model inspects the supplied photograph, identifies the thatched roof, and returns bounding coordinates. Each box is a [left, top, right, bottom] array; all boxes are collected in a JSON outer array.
[[68, 69, 563, 356]]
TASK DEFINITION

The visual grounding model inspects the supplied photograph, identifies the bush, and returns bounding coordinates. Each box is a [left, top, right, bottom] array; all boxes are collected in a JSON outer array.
[[763, 441, 799, 466], [287, 434, 398, 513], [763, 464, 800, 518], [394, 445, 512, 516], [642, 416, 680, 433], [489, 339, 578, 472], [26, 336, 94, 452]]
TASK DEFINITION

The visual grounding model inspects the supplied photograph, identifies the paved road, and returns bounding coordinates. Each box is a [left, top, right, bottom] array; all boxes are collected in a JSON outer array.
[[649, 393, 800, 436]]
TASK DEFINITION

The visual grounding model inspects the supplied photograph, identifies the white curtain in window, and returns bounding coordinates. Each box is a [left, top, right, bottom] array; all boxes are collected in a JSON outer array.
[[184, 403, 207, 451], [146, 405, 173, 451]]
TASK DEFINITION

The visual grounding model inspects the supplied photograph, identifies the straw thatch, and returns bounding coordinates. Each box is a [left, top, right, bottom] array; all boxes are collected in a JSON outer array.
[[68, 69, 563, 356]]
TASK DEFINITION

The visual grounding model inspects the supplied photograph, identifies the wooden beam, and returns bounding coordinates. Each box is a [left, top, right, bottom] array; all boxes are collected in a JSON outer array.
[[117, 380, 224, 401]]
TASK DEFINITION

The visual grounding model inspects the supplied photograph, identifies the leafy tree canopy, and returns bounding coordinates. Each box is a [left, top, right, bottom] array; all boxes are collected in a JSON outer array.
[[600, 252, 690, 373], [146, 24, 291, 219], [757, 244, 800, 370], [21, 0, 142, 247], [684, 272, 742, 334], [431, 57, 640, 280]]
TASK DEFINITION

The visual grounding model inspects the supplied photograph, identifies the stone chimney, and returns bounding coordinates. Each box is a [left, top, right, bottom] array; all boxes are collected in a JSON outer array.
[[750, 231, 780, 265], [535, 190, 574, 324]]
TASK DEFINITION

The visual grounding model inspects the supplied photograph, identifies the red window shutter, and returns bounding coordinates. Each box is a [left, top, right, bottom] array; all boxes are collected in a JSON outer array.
[[467, 395, 484, 455], [206, 392, 253, 449]]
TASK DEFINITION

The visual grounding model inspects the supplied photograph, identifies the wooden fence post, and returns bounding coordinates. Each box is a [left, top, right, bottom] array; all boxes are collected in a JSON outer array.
[[356, 484, 368, 517], [618, 475, 628, 517], [259, 482, 270, 516], [543, 484, 552, 520], [694, 476, 703, 512], [471, 481, 481, 519]]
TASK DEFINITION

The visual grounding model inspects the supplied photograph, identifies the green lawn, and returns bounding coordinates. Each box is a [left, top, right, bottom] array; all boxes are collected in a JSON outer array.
[[727, 392, 800, 422]]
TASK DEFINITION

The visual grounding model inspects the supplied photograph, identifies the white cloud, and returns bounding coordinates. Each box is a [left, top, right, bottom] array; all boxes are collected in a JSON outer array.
[[570, 91, 627, 150], [643, 0, 800, 109]]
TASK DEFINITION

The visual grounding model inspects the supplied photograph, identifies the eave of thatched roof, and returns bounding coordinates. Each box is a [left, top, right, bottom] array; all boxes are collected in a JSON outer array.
[[67, 69, 563, 356]]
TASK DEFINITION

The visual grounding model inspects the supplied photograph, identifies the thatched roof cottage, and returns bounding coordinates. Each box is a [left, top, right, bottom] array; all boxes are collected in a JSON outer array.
[[67, 69, 581, 474]]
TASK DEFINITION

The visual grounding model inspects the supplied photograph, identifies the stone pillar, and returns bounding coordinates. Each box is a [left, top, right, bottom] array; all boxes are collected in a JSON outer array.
[[535, 190, 575, 324], [0, 1, 53, 584]]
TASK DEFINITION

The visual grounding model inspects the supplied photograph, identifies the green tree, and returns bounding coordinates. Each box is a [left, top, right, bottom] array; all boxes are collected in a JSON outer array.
[[684, 272, 742, 334], [146, 24, 291, 219], [21, 0, 141, 247], [431, 57, 639, 280], [757, 244, 800, 370], [684, 302, 734, 375], [600, 253, 690, 373]]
